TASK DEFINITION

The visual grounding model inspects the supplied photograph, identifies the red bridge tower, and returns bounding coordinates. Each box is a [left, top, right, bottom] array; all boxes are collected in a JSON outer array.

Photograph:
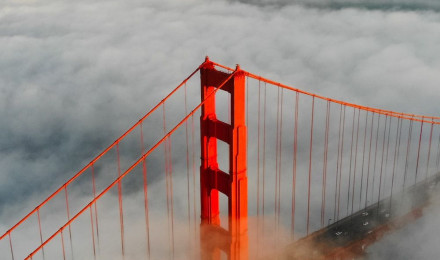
[[200, 57, 248, 260]]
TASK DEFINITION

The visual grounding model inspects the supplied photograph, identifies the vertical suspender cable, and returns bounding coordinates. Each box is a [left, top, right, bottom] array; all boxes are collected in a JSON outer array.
[[359, 111, 369, 211], [334, 105, 343, 221], [163, 105, 171, 259], [140, 122, 151, 259], [415, 118, 424, 184], [306, 96, 315, 235], [275, 88, 280, 231], [169, 138, 175, 260], [262, 83, 267, 221], [61, 230, 66, 260], [184, 84, 191, 234], [142, 157, 151, 259], [291, 92, 299, 237], [89, 206, 96, 260], [256, 81, 261, 248], [365, 113, 375, 209], [403, 119, 414, 191], [390, 118, 402, 210], [436, 128, 440, 171], [346, 107, 355, 217], [277, 89, 284, 230], [425, 123, 434, 181], [65, 186, 74, 260], [351, 109, 361, 215], [382, 116, 393, 200], [257, 81, 261, 226], [191, 115, 197, 238], [91, 165, 100, 252], [37, 209, 45, 259], [371, 115, 381, 206], [163, 104, 175, 259], [116, 143, 125, 260], [377, 116, 389, 208], [9, 233, 14, 260], [337, 106, 346, 221], [321, 101, 330, 227]]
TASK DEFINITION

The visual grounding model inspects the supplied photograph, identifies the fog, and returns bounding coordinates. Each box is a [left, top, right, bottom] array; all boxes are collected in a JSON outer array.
[[1, 0, 440, 258]]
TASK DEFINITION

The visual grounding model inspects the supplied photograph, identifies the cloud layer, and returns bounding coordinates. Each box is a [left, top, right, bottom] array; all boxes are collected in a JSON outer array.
[[232, 0, 440, 11], [1, 0, 440, 258]]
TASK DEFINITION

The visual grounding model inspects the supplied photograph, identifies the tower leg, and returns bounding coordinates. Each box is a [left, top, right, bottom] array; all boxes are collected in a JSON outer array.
[[200, 58, 248, 260]]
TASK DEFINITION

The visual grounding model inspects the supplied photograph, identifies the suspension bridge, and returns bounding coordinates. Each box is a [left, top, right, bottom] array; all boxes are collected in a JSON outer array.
[[1, 57, 440, 260]]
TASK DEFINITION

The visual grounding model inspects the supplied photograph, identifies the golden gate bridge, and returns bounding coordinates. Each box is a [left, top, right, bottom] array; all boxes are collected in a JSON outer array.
[[1, 57, 440, 259]]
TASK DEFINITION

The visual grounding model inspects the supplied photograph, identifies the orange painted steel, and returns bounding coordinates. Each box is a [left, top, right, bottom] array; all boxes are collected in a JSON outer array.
[[0, 64, 203, 242], [200, 57, 248, 260], [210, 61, 440, 124], [5, 58, 440, 259], [24, 62, 237, 260]]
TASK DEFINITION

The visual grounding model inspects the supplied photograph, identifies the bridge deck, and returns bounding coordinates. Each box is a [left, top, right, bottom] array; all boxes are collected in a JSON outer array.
[[284, 173, 440, 259]]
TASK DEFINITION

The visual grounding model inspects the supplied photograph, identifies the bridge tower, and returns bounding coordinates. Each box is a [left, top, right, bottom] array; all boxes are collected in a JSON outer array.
[[200, 57, 248, 260]]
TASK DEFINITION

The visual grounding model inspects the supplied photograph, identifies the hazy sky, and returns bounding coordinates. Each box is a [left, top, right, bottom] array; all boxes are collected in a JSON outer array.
[[1, 0, 440, 258]]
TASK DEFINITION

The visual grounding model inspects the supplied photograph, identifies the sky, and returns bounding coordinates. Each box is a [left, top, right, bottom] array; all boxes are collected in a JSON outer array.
[[1, 0, 440, 259]]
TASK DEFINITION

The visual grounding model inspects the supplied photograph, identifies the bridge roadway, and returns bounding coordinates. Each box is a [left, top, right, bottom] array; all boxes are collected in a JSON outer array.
[[283, 173, 440, 259]]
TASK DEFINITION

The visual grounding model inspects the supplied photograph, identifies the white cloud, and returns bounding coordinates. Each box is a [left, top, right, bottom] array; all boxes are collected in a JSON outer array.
[[1, 0, 440, 258]]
